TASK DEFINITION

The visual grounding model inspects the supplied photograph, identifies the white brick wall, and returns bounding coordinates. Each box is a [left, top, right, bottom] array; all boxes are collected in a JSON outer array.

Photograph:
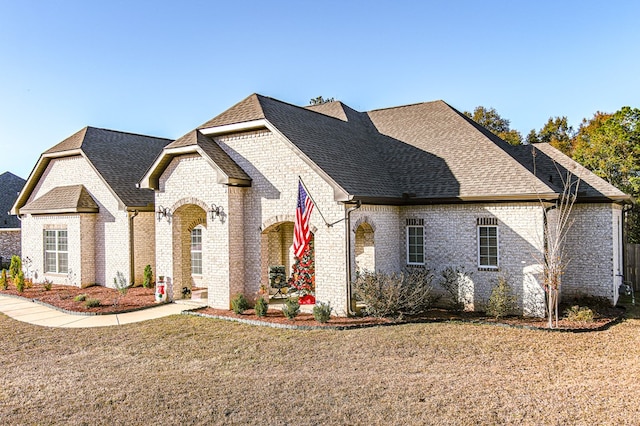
[[21, 155, 132, 287]]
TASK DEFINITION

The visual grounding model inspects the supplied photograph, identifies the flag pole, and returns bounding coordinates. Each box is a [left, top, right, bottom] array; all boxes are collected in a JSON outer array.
[[298, 176, 332, 227]]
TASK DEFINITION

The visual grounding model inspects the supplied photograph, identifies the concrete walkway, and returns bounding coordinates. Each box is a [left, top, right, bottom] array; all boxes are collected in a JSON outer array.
[[0, 294, 205, 328]]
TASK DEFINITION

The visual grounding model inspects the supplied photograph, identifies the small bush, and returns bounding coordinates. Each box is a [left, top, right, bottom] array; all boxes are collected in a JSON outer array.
[[74, 294, 88, 302], [486, 276, 517, 319], [282, 298, 300, 320], [15, 271, 25, 293], [9, 256, 21, 281], [113, 271, 129, 297], [43, 279, 53, 291], [85, 298, 101, 308], [313, 302, 332, 323], [0, 269, 7, 290], [254, 296, 268, 317], [143, 265, 153, 288], [352, 269, 436, 319], [231, 293, 250, 314], [564, 305, 595, 322]]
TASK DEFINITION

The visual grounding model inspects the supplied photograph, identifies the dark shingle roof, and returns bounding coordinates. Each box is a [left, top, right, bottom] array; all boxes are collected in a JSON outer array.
[[0, 172, 25, 228], [165, 130, 251, 182], [184, 94, 632, 204], [54, 127, 171, 207], [21, 185, 99, 214]]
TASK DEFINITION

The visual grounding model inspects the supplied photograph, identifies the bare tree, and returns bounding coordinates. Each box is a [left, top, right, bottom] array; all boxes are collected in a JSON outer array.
[[539, 164, 580, 328]]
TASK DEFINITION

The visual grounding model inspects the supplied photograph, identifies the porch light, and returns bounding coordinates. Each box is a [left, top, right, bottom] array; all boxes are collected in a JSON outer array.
[[209, 203, 224, 220], [156, 205, 170, 222]]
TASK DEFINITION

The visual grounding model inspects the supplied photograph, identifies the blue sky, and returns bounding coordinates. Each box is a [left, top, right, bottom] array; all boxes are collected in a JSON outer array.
[[1, 0, 639, 179]]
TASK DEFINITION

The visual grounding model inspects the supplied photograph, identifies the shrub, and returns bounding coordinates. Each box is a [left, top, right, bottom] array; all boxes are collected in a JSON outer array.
[[352, 269, 436, 319], [143, 265, 153, 288], [15, 271, 25, 293], [282, 298, 300, 320], [231, 293, 250, 314], [9, 256, 21, 281], [439, 266, 472, 311], [0, 269, 7, 290], [43, 279, 53, 291], [486, 276, 517, 319], [313, 302, 332, 323], [85, 298, 101, 308], [254, 296, 268, 317], [564, 305, 595, 322], [113, 271, 129, 297], [74, 294, 88, 302]]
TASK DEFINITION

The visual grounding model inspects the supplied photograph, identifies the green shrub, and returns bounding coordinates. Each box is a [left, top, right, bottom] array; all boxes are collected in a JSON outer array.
[[282, 298, 300, 320], [486, 276, 517, 319], [15, 271, 25, 293], [564, 305, 595, 322], [0, 269, 7, 290], [9, 256, 21, 281], [231, 293, 250, 314], [254, 296, 268, 317], [42, 279, 53, 291], [113, 271, 129, 297], [85, 298, 101, 308], [313, 302, 332, 323], [74, 294, 88, 302], [143, 265, 153, 288], [352, 269, 436, 319]]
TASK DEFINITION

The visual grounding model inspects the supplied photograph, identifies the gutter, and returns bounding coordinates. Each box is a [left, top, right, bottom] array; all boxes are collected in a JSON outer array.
[[129, 210, 139, 285], [344, 201, 361, 316]]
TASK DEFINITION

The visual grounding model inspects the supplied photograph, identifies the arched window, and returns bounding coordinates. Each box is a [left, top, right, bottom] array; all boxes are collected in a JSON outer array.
[[191, 226, 203, 275]]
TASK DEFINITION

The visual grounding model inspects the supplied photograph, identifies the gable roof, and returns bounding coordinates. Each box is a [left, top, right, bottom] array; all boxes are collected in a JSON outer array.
[[141, 130, 251, 189], [21, 185, 99, 215], [13, 127, 171, 214], [0, 172, 25, 228], [148, 93, 633, 205]]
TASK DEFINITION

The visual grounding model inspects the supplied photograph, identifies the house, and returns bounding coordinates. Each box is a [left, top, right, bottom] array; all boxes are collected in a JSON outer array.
[[0, 171, 26, 266], [11, 127, 169, 286], [14, 94, 632, 316]]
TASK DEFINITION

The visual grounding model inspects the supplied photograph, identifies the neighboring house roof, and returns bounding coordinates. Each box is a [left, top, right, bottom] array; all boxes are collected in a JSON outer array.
[[13, 127, 171, 214], [0, 172, 25, 228], [21, 185, 99, 214]]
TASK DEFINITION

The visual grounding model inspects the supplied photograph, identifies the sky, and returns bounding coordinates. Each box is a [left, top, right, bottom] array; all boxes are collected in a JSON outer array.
[[1, 0, 639, 179]]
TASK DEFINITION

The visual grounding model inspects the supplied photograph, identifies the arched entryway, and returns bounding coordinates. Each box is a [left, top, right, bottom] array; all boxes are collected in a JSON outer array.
[[171, 203, 207, 300], [260, 221, 315, 301], [355, 222, 375, 274]]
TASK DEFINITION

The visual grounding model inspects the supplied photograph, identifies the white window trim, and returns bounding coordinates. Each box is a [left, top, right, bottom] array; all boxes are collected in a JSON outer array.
[[477, 225, 499, 269], [44, 229, 68, 274], [190, 226, 203, 276], [406, 225, 425, 266]]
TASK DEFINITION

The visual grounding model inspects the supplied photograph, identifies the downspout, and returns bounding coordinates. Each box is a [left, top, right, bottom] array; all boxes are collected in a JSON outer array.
[[129, 210, 139, 286], [345, 201, 361, 316]]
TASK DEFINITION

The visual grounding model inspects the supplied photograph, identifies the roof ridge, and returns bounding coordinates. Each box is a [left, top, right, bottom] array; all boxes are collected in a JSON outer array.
[[85, 126, 173, 142], [367, 99, 445, 114]]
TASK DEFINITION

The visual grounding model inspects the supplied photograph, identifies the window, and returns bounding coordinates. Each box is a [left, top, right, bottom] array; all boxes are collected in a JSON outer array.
[[406, 219, 425, 265], [44, 230, 68, 273], [477, 225, 498, 268], [191, 227, 203, 275]]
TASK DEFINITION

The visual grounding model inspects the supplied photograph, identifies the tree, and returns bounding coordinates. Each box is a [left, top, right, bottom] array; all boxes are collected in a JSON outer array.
[[572, 107, 640, 242], [464, 106, 523, 145], [309, 96, 335, 106], [527, 116, 575, 155]]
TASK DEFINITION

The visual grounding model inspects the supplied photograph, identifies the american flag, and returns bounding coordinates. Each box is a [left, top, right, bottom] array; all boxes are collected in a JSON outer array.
[[293, 180, 314, 258]]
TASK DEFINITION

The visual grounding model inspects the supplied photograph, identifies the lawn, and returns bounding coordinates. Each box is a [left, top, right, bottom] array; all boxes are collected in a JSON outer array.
[[1, 311, 640, 425]]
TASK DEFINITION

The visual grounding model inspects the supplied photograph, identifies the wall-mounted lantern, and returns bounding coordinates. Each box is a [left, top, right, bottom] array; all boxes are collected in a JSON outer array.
[[209, 203, 224, 221], [156, 205, 171, 222]]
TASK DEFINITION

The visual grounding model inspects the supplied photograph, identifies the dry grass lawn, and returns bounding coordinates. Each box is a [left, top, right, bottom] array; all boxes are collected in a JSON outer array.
[[1, 309, 640, 425]]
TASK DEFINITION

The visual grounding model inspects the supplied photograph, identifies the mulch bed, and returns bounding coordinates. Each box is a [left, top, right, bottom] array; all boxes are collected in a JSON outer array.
[[0, 282, 157, 314], [0, 281, 625, 330]]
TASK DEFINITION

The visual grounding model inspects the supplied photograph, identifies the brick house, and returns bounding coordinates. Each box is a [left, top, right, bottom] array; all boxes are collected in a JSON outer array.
[[11, 127, 169, 286], [14, 94, 632, 316], [0, 172, 26, 266]]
